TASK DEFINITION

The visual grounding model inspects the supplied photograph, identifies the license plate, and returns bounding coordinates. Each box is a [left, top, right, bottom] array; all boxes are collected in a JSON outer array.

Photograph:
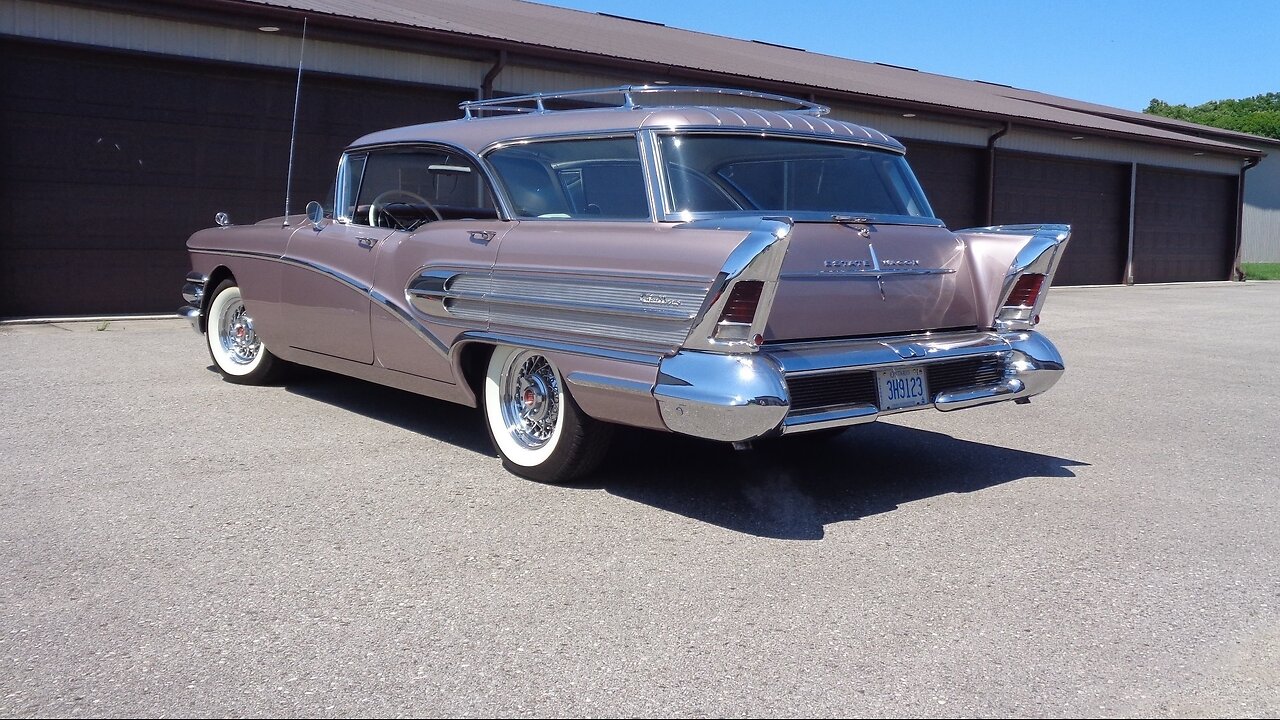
[[876, 366, 930, 410]]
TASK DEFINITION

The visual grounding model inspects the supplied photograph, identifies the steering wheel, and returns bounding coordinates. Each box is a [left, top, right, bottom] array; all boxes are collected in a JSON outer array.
[[369, 189, 442, 229]]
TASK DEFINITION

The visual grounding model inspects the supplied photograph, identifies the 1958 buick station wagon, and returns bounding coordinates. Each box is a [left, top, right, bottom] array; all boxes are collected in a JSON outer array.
[[179, 86, 1070, 483]]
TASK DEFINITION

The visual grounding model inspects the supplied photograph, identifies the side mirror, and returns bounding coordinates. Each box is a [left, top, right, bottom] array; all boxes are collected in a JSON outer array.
[[306, 201, 325, 229]]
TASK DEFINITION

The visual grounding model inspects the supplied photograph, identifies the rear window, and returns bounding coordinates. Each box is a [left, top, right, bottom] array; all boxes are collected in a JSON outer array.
[[486, 137, 650, 220], [658, 134, 933, 219]]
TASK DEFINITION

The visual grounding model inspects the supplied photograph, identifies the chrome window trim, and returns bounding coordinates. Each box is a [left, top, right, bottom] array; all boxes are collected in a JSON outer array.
[[480, 130, 645, 156], [333, 151, 367, 224], [667, 211, 946, 227], [653, 127, 909, 154]]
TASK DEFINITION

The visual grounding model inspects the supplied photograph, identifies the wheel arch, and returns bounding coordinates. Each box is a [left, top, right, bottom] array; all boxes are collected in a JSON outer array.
[[200, 265, 236, 334], [455, 340, 496, 408]]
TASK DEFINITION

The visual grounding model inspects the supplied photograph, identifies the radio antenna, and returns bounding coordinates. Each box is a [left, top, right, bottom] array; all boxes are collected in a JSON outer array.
[[283, 16, 308, 227]]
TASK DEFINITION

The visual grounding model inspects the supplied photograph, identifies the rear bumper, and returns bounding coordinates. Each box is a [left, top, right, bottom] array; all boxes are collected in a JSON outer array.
[[653, 330, 1064, 442]]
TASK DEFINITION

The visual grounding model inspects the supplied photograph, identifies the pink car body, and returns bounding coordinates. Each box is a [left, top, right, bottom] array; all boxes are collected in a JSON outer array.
[[181, 87, 1069, 482]]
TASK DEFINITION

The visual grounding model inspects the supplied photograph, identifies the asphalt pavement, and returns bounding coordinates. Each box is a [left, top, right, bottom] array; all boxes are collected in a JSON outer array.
[[1, 282, 1277, 718]]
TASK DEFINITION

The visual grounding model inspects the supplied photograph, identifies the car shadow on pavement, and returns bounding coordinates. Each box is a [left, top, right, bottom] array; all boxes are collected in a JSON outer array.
[[582, 423, 1089, 540], [273, 367, 1086, 540], [278, 366, 497, 455]]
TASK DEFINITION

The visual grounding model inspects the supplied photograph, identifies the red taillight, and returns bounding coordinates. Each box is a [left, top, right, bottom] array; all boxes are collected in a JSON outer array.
[[1005, 273, 1045, 308], [719, 281, 763, 324]]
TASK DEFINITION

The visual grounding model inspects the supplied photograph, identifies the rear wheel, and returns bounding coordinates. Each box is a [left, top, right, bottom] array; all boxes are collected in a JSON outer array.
[[205, 279, 284, 385], [483, 346, 611, 483]]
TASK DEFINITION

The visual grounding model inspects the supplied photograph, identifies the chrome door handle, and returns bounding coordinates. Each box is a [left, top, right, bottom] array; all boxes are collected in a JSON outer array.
[[468, 230, 497, 243], [357, 236, 378, 249]]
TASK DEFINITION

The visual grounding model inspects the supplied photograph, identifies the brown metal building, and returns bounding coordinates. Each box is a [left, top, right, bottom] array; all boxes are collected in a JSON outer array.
[[0, 0, 1269, 316]]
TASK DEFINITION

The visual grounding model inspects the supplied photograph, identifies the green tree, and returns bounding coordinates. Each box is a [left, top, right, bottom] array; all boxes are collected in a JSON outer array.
[[1144, 93, 1280, 140]]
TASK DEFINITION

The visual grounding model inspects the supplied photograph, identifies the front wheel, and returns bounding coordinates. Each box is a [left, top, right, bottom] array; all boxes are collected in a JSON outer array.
[[205, 279, 285, 385], [483, 346, 612, 483]]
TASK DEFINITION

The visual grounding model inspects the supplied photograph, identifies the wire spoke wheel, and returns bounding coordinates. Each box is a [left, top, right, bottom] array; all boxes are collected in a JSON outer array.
[[500, 352, 561, 450], [483, 345, 612, 483]]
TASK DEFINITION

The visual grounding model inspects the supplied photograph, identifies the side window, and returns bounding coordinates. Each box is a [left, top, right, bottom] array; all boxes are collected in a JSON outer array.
[[334, 152, 367, 222], [486, 137, 650, 220], [348, 147, 497, 230]]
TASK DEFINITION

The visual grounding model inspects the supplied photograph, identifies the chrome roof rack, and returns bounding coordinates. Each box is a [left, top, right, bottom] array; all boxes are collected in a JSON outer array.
[[459, 85, 830, 118]]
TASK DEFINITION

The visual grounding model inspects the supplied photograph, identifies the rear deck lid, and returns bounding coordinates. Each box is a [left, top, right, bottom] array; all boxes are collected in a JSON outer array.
[[764, 221, 979, 342]]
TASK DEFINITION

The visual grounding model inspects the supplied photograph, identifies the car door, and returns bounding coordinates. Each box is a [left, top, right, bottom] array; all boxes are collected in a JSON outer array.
[[279, 151, 394, 364], [483, 136, 715, 350], [366, 146, 512, 381]]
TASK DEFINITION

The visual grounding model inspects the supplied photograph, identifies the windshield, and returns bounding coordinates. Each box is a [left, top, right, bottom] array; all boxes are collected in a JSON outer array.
[[658, 134, 934, 220]]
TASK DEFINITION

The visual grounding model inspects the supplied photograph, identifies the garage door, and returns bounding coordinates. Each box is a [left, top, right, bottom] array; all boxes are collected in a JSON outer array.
[[0, 40, 469, 317], [900, 141, 984, 231], [1133, 167, 1236, 283], [993, 152, 1130, 286]]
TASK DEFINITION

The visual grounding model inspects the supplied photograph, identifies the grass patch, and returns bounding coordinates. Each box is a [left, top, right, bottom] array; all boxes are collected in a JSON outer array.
[[1243, 263, 1280, 280]]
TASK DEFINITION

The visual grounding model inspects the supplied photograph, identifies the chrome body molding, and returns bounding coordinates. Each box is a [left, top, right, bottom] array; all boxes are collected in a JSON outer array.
[[371, 287, 450, 357], [769, 330, 1015, 376], [408, 267, 711, 347], [190, 248, 450, 357], [653, 351, 789, 443], [565, 371, 655, 397], [781, 268, 956, 280], [651, 330, 1065, 441], [179, 271, 207, 333], [453, 331, 665, 367]]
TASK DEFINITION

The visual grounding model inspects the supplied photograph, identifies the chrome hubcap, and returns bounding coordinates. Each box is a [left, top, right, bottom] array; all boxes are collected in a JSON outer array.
[[501, 352, 560, 450], [218, 300, 259, 365]]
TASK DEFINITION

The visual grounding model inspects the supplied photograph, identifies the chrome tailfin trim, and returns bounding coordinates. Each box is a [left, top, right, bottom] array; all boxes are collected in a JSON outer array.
[[679, 216, 794, 354]]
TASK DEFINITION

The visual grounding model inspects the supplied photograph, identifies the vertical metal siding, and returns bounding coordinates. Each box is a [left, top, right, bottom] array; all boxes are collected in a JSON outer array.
[[1243, 153, 1280, 262]]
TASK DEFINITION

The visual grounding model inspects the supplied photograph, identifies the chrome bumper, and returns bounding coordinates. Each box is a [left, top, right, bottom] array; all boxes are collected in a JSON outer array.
[[653, 330, 1064, 442], [179, 272, 206, 333]]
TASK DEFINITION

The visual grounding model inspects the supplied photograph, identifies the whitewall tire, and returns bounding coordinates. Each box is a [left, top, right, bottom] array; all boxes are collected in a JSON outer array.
[[483, 345, 612, 483], [206, 279, 284, 385]]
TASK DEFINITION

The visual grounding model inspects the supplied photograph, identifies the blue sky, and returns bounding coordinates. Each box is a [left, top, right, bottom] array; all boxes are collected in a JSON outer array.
[[538, 0, 1280, 111]]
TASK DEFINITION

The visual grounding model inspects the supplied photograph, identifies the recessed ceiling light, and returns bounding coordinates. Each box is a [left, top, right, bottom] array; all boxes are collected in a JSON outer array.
[[258, 26, 280, 32], [1070, 136, 1084, 140], [902, 113, 916, 118]]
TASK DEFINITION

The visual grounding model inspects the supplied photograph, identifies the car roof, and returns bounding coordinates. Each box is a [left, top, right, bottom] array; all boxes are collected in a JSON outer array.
[[350, 105, 906, 155]]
